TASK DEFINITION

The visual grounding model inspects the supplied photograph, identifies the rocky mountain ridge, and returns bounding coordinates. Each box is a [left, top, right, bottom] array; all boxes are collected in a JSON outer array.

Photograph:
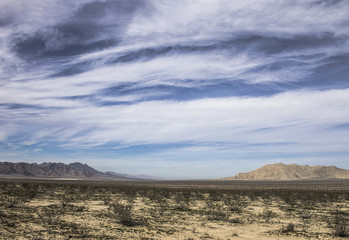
[[0, 162, 131, 179], [224, 163, 349, 180]]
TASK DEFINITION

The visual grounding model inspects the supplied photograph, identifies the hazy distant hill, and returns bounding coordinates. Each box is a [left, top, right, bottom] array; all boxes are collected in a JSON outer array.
[[105, 171, 158, 180], [0, 162, 132, 179], [223, 163, 349, 180]]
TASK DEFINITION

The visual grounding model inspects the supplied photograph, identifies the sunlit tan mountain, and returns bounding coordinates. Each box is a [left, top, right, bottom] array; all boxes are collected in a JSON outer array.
[[223, 163, 349, 180]]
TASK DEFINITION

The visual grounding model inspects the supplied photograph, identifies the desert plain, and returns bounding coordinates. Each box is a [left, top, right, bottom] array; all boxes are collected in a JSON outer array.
[[0, 179, 348, 239]]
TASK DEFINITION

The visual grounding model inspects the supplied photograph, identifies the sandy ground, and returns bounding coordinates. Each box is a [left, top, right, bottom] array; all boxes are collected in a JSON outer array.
[[0, 180, 348, 239]]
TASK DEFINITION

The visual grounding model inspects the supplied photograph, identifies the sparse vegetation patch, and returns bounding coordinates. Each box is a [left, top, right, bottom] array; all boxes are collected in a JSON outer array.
[[0, 179, 348, 239]]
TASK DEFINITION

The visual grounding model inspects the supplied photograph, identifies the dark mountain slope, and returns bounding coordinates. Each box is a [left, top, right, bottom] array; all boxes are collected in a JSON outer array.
[[0, 161, 129, 179]]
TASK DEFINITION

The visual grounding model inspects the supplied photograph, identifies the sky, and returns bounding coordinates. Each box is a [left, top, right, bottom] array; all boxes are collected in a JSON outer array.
[[1, 0, 349, 179]]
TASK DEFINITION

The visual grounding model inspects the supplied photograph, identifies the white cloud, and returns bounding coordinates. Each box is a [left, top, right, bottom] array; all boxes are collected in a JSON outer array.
[[0, 131, 7, 142], [0, 0, 95, 75], [1, 0, 349, 178], [3, 89, 347, 151], [127, 0, 349, 43]]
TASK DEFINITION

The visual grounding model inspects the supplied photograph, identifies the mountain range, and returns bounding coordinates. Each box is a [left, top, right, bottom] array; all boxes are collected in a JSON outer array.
[[224, 163, 349, 180], [1, 162, 349, 181], [0, 162, 145, 179]]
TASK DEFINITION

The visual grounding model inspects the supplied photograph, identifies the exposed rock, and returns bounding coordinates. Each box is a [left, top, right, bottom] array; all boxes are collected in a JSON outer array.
[[223, 163, 349, 180], [0, 161, 128, 179]]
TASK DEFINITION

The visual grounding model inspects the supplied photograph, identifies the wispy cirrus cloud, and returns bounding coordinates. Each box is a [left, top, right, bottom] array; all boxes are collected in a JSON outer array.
[[1, 0, 349, 178]]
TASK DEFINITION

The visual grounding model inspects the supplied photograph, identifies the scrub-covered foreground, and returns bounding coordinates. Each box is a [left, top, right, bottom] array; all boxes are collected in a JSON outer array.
[[0, 180, 348, 239]]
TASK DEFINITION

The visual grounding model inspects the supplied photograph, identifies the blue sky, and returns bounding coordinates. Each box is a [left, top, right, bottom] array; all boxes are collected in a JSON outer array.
[[1, 0, 349, 179]]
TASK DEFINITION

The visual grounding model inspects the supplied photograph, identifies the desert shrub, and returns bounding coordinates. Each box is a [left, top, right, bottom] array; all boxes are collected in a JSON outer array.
[[329, 211, 349, 237], [156, 199, 168, 215], [229, 217, 244, 224], [60, 194, 75, 208], [0, 210, 7, 225], [262, 197, 273, 206], [73, 203, 88, 212], [77, 185, 89, 195], [193, 191, 205, 201], [20, 183, 39, 200], [206, 201, 229, 221], [4, 196, 22, 208], [298, 193, 317, 210], [174, 192, 190, 210], [0, 183, 38, 205], [208, 190, 224, 201], [109, 200, 134, 226], [149, 200, 169, 219], [298, 211, 312, 232], [124, 190, 138, 203], [38, 208, 60, 226], [259, 207, 277, 223], [103, 197, 112, 205], [223, 195, 246, 213], [279, 191, 298, 209], [146, 189, 165, 203], [247, 192, 257, 202], [281, 223, 295, 233]]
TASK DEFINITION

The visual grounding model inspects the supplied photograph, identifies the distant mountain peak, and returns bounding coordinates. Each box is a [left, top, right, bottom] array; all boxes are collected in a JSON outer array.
[[0, 161, 131, 179], [223, 163, 349, 180]]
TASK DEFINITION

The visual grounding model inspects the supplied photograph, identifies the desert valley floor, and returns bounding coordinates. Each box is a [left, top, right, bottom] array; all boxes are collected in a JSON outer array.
[[0, 179, 348, 239]]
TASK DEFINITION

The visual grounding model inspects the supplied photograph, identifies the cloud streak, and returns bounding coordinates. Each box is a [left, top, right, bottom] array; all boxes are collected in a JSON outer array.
[[1, 0, 349, 178]]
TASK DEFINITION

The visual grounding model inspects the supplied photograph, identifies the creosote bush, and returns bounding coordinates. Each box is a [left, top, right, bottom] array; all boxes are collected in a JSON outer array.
[[330, 210, 349, 237], [206, 201, 229, 221], [223, 195, 246, 213], [281, 223, 295, 233], [109, 200, 135, 226], [259, 206, 277, 223]]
